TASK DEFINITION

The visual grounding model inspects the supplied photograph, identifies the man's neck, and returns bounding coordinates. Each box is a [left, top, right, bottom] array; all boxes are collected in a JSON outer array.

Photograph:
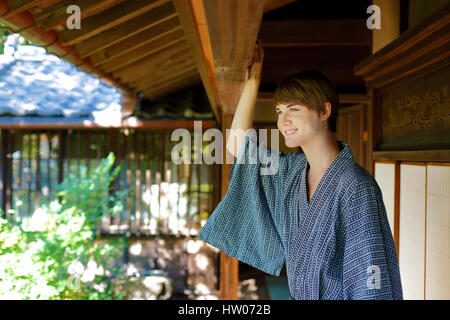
[[302, 132, 342, 175]]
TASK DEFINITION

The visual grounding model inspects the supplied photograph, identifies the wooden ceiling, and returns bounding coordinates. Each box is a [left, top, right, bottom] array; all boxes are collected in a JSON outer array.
[[0, 0, 372, 123]]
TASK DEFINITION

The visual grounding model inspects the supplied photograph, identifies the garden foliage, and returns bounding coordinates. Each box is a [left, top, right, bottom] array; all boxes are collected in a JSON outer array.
[[0, 153, 127, 299]]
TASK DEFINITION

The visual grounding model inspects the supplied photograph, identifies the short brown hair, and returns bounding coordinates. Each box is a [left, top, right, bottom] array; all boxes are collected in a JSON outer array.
[[273, 70, 339, 132]]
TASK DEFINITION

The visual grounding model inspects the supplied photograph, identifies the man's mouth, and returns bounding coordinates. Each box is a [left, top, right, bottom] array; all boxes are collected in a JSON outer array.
[[284, 129, 298, 136]]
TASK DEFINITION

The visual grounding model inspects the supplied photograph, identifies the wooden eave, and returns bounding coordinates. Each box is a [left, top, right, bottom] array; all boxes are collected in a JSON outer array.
[[354, 1, 450, 88], [0, 0, 299, 124]]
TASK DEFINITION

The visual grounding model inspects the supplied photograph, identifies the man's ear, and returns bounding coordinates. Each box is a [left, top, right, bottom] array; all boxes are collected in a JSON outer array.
[[321, 102, 332, 121]]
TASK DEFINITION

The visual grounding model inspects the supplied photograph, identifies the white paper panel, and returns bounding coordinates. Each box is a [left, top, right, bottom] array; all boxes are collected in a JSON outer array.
[[426, 165, 450, 300], [374, 162, 396, 235], [399, 164, 426, 300]]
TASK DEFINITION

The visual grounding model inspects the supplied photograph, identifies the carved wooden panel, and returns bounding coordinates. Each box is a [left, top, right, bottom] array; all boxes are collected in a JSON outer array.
[[380, 64, 450, 150]]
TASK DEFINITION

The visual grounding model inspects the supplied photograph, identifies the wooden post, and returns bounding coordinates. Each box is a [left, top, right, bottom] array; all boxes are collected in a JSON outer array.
[[393, 161, 401, 257], [372, 0, 401, 53], [219, 111, 239, 300]]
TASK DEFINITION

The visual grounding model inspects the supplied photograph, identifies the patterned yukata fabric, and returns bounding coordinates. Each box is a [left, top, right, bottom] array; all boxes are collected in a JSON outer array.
[[199, 130, 403, 300]]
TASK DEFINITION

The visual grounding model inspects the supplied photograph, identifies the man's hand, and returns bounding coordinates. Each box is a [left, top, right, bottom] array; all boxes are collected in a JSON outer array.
[[246, 38, 264, 82]]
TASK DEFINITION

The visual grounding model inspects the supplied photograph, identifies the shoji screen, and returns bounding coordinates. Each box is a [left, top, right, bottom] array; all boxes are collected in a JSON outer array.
[[399, 164, 426, 300], [374, 162, 396, 235], [425, 164, 450, 299]]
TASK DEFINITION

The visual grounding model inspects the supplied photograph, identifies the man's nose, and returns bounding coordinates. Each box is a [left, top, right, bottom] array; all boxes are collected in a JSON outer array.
[[280, 113, 292, 125]]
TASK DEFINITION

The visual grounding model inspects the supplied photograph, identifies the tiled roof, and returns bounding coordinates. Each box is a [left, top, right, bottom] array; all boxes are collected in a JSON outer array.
[[0, 35, 122, 120]]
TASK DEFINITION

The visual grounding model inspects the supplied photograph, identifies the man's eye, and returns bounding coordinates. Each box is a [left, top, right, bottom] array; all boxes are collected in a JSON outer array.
[[290, 108, 298, 112]]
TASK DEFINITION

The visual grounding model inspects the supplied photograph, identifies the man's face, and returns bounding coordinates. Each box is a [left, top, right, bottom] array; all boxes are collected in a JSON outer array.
[[276, 103, 324, 148]]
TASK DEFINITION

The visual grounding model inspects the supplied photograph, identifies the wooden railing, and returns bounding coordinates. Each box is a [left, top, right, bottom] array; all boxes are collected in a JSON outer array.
[[0, 128, 221, 237]]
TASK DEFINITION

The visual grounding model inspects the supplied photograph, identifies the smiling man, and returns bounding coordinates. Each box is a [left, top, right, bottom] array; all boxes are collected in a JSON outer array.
[[199, 41, 403, 300]]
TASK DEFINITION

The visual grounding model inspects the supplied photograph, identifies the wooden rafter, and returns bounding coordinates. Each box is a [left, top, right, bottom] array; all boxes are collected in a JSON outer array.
[[130, 62, 197, 89], [132, 60, 197, 85], [5, 0, 44, 13], [133, 63, 197, 91], [145, 70, 199, 91], [100, 28, 186, 73], [57, 0, 170, 46], [76, 1, 177, 58], [119, 50, 193, 84], [87, 16, 182, 65], [139, 69, 199, 95], [112, 41, 190, 79]]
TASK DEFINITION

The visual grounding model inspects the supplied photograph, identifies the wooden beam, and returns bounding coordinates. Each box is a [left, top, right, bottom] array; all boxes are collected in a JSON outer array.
[[354, 2, 450, 80], [373, 150, 450, 162], [172, 0, 221, 122], [87, 16, 182, 65], [100, 28, 186, 73], [57, 0, 169, 46], [169, 0, 265, 298], [6, 0, 43, 13], [76, 1, 177, 58], [202, 0, 265, 115], [35, 0, 118, 31], [338, 93, 371, 104], [263, 0, 298, 13], [260, 19, 371, 47]]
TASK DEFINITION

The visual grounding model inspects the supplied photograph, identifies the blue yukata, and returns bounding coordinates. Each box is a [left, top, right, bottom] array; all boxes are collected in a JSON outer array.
[[199, 130, 403, 300]]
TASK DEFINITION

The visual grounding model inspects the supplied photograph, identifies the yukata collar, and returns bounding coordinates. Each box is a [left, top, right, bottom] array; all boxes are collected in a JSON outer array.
[[303, 141, 355, 174], [301, 141, 355, 207]]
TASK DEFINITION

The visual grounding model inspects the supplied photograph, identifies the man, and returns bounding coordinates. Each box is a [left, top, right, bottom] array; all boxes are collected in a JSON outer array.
[[199, 41, 402, 300]]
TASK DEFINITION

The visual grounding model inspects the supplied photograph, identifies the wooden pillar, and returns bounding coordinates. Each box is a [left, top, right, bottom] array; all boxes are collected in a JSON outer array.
[[372, 0, 401, 53], [173, 0, 265, 300], [219, 111, 238, 300]]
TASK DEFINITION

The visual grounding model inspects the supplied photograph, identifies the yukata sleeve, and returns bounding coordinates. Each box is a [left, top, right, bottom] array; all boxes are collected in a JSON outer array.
[[342, 180, 403, 300], [199, 129, 289, 276]]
